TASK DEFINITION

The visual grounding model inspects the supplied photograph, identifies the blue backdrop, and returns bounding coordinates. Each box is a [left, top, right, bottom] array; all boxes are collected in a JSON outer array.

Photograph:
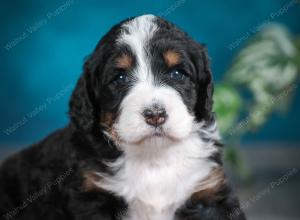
[[0, 0, 299, 146]]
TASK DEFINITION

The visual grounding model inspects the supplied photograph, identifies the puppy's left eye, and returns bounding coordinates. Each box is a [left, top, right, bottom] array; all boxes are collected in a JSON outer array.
[[169, 69, 186, 81], [113, 73, 129, 85]]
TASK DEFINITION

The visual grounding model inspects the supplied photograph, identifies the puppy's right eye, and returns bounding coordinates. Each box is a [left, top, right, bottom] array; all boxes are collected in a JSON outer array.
[[113, 73, 129, 85], [169, 69, 186, 81]]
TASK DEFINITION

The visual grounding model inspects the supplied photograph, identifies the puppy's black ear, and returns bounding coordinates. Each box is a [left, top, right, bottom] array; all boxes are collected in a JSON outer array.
[[193, 43, 214, 123], [69, 29, 115, 132], [69, 62, 96, 132]]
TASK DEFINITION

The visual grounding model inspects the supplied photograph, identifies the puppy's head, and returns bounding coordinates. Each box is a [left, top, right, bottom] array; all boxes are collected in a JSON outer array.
[[69, 15, 214, 149]]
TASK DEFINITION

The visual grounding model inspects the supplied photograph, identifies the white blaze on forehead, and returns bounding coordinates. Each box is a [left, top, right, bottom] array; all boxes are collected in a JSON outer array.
[[118, 14, 157, 82]]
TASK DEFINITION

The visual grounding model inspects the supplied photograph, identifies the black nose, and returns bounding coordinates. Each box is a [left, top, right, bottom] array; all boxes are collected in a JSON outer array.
[[142, 107, 167, 127]]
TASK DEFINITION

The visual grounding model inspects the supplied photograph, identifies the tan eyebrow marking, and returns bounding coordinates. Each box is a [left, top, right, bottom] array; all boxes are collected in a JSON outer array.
[[163, 50, 181, 67], [115, 53, 133, 69]]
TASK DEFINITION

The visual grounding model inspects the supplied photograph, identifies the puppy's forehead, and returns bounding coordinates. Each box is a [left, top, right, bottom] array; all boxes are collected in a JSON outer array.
[[117, 15, 158, 54], [115, 15, 186, 80], [116, 15, 158, 81]]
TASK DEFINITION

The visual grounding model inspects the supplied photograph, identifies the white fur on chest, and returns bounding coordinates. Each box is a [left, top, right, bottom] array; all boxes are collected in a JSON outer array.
[[96, 134, 217, 220]]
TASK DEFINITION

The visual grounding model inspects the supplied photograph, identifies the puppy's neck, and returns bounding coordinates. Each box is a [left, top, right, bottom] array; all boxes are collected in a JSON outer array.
[[92, 133, 219, 220]]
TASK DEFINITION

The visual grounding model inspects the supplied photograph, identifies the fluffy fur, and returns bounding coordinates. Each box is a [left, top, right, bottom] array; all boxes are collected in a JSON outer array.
[[0, 15, 246, 220]]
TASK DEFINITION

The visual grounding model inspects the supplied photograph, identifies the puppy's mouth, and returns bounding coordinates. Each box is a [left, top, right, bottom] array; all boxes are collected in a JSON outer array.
[[130, 129, 180, 145]]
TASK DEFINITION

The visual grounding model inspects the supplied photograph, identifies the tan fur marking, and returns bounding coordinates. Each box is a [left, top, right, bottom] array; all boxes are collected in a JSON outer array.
[[82, 171, 104, 192], [115, 54, 133, 69], [100, 112, 115, 128], [163, 50, 181, 67], [191, 167, 227, 201], [100, 112, 121, 147]]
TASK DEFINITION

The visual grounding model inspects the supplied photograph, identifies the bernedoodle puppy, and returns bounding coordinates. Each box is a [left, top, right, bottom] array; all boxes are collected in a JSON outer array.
[[0, 15, 246, 220]]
